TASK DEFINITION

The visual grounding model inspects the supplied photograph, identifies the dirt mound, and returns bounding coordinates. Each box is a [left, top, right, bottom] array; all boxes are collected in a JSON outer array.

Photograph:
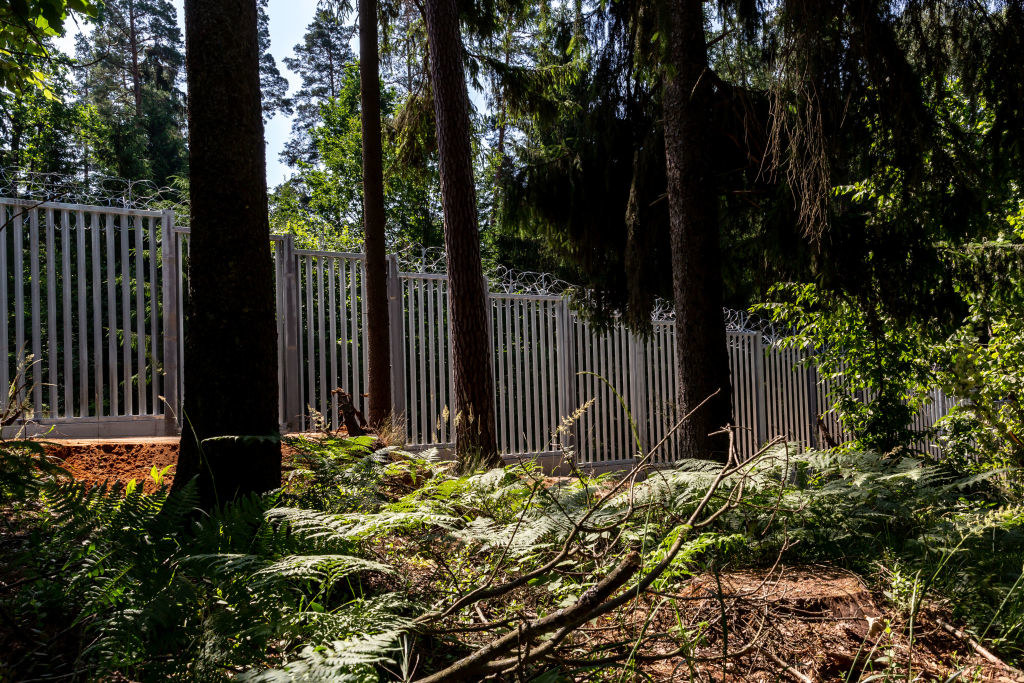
[[41, 436, 319, 493], [591, 565, 1023, 681], [45, 439, 179, 493]]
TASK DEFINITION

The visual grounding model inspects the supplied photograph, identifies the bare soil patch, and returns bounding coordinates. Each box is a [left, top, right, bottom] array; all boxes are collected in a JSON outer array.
[[39, 435, 318, 493], [597, 565, 1024, 681]]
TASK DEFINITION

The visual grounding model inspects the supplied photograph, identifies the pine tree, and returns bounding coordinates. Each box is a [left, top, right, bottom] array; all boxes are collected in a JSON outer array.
[[423, 0, 500, 468], [281, 9, 356, 166], [176, 0, 280, 508], [360, 0, 392, 426], [76, 0, 187, 184], [257, 0, 291, 122]]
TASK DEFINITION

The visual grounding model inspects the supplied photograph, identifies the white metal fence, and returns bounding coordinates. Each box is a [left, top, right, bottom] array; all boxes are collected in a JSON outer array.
[[0, 199, 170, 436], [2, 198, 956, 463]]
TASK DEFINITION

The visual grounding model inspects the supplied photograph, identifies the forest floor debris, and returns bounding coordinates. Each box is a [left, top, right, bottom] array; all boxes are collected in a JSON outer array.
[[595, 566, 1024, 681], [12, 439, 1024, 681]]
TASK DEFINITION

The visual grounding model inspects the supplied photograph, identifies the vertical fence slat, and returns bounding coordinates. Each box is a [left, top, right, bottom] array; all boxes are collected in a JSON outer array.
[[0, 205, 8, 408], [303, 256, 314, 426], [29, 208, 43, 413], [149, 217, 160, 414], [134, 216, 147, 414], [338, 261, 350, 427], [360, 261, 368, 400], [348, 259, 360, 415], [531, 303, 543, 452], [14, 211, 25, 408], [427, 280, 439, 442], [91, 213, 102, 416], [495, 297, 506, 452], [60, 210, 73, 417], [176, 232, 186, 418], [404, 278, 416, 442], [327, 258, 338, 430], [105, 213, 119, 416], [545, 302, 557, 449], [511, 298, 522, 453], [44, 209, 58, 416], [316, 257, 327, 423], [119, 215, 132, 415]]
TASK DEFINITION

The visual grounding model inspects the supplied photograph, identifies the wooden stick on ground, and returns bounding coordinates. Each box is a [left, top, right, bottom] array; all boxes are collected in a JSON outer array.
[[767, 650, 813, 683], [937, 619, 1023, 675]]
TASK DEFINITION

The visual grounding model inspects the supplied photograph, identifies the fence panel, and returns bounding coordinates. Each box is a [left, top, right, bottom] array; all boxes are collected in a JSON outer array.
[[490, 295, 563, 457], [401, 274, 451, 446], [3, 198, 956, 456], [1, 200, 168, 436], [293, 251, 367, 431]]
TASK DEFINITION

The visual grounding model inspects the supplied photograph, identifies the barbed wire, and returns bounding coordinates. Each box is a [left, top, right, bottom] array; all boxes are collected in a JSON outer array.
[[486, 265, 577, 296], [393, 245, 448, 274], [650, 300, 786, 342], [0, 169, 788, 340], [0, 167, 188, 216]]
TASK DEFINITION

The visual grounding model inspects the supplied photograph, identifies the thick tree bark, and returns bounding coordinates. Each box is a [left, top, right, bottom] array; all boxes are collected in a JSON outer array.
[[360, 0, 392, 427], [175, 0, 281, 507], [662, 0, 732, 461], [423, 0, 500, 468]]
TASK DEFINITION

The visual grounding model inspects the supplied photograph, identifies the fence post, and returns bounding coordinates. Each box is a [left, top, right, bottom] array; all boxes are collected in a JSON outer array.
[[555, 299, 577, 457], [280, 236, 303, 432], [386, 254, 406, 426], [159, 210, 179, 435]]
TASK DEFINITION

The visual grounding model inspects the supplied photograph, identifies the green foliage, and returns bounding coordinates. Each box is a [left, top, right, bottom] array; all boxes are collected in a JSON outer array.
[[0, 440, 412, 680], [0, 50, 88, 174], [0, 0, 99, 95], [269, 9, 443, 252], [5, 433, 1024, 677], [758, 282, 935, 453], [73, 0, 189, 184], [932, 203, 1024, 467]]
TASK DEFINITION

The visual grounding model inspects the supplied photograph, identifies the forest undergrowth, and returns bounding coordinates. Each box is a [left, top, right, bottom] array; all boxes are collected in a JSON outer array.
[[1, 426, 1024, 681]]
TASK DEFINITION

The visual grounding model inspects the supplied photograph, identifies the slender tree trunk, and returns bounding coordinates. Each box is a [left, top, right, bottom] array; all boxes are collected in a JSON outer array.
[[662, 0, 732, 461], [423, 0, 500, 468], [128, 0, 144, 117], [360, 0, 392, 427], [175, 0, 281, 508]]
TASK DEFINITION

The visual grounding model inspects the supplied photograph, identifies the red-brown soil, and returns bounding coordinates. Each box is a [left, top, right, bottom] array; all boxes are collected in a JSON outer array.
[[594, 566, 1024, 681], [39, 436, 317, 493], [43, 438, 180, 493]]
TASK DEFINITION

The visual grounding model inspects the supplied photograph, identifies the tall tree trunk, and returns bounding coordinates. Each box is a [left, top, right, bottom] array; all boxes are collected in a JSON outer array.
[[175, 0, 281, 508], [360, 0, 392, 427], [662, 0, 732, 461], [128, 0, 144, 117], [423, 0, 500, 468]]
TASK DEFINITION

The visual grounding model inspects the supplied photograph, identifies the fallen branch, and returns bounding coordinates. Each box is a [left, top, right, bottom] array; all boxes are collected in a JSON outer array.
[[767, 650, 813, 683], [413, 551, 642, 683], [937, 619, 1023, 675]]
